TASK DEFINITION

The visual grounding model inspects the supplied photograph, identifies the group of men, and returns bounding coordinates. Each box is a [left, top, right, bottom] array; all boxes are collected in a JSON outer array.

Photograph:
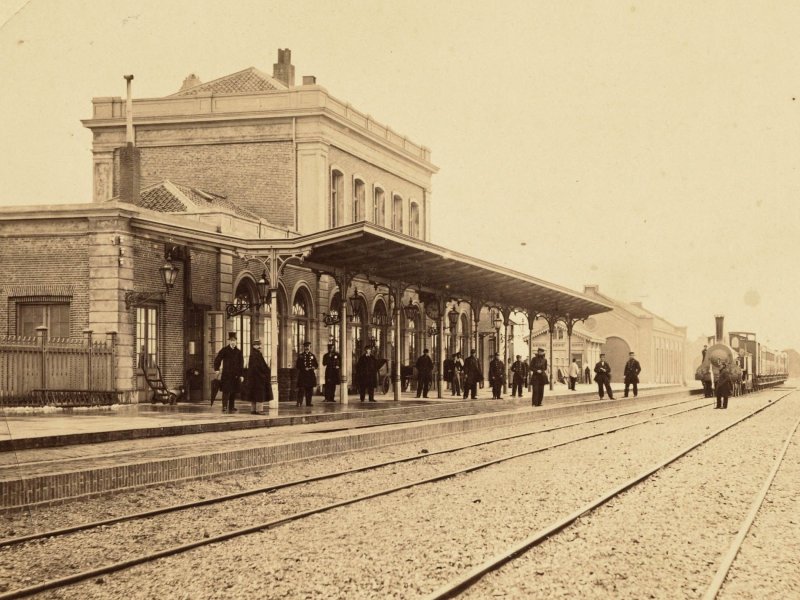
[[212, 332, 644, 409]]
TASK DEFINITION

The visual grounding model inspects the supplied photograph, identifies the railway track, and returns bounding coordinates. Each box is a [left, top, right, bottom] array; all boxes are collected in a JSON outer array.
[[0, 395, 714, 599], [425, 389, 798, 599]]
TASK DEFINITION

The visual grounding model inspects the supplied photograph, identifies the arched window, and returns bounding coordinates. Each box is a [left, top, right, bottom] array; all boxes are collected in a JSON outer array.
[[371, 299, 389, 358], [330, 170, 343, 227], [403, 309, 419, 365], [232, 278, 257, 364], [291, 291, 310, 361], [392, 194, 403, 233], [373, 187, 385, 226], [409, 201, 420, 238], [459, 313, 469, 356], [328, 292, 341, 346], [350, 296, 366, 374], [353, 178, 365, 222]]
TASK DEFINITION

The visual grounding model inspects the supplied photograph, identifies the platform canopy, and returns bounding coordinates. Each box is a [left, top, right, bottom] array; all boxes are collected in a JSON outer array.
[[244, 222, 612, 318]]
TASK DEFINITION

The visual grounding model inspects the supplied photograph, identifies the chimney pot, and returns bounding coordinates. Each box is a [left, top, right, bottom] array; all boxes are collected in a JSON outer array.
[[180, 73, 202, 91]]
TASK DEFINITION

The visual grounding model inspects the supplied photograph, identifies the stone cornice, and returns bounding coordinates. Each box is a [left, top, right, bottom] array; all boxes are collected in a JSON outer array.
[[82, 86, 437, 174]]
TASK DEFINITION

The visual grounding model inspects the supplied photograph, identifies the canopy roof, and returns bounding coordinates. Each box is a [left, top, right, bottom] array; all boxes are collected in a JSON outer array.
[[247, 223, 613, 318]]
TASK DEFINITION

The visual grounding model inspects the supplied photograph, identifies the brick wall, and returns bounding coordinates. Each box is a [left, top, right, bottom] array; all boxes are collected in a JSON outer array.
[[0, 235, 90, 337], [133, 239, 184, 389], [113, 142, 295, 228]]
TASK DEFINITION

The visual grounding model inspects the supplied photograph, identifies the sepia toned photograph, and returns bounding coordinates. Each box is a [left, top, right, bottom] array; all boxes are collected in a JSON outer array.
[[0, 1, 798, 598]]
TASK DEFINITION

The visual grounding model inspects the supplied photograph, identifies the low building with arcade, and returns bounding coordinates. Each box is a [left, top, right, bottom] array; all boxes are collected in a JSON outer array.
[[579, 284, 687, 385]]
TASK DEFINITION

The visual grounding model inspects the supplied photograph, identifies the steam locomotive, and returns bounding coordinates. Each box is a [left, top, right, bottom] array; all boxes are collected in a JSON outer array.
[[695, 315, 788, 395]]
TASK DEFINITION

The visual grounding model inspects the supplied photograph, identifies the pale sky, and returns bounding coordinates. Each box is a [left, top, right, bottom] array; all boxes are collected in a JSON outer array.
[[1, 0, 799, 350]]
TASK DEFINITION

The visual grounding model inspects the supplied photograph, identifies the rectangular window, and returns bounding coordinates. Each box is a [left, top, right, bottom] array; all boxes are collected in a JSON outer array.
[[17, 303, 70, 338], [136, 307, 158, 368]]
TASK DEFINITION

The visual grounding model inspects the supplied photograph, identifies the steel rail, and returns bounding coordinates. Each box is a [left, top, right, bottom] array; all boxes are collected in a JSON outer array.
[[701, 413, 800, 600], [0, 395, 706, 549], [423, 390, 795, 600], [0, 399, 716, 599]]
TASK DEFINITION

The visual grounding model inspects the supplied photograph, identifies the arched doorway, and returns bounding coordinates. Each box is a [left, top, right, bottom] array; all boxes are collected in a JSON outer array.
[[290, 288, 312, 365], [232, 278, 258, 365], [602, 336, 631, 383], [370, 299, 389, 359]]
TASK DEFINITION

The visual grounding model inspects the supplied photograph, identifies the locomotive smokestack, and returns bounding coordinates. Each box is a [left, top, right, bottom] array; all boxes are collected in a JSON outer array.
[[715, 314, 724, 343]]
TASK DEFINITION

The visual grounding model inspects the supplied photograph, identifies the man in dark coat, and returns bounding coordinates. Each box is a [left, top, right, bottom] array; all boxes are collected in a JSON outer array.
[[443, 355, 455, 392], [415, 348, 434, 398], [488, 352, 505, 399], [584, 365, 592, 385], [451, 352, 464, 397], [510, 354, 527, 397], [594, 353, 615, 400], [623, 351, 642, 398], [295, 341, 318, 407], [213, 331, 244, 414], [715, 361, 732, 409], [462, 349, 483, 399], [355, 346, 380, 402], [246, 339, 271, 415], [322, 343, 341, 402], [530, 347, 548, 406]]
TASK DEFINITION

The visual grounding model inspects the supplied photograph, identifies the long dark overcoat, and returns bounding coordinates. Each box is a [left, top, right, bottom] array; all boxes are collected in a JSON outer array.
[[213, 344, 244, 394], [296, 351, 318, 387], [416, 353, 434, 385], [463, 355, 483, 386], [355, 353, 379, 389], [247, 347, 273, 402], [623, 358, 641, 384], [323, 351, 341, 384]]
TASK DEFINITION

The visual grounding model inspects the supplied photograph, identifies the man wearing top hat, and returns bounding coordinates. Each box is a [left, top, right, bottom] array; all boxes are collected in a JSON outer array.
[[296, 341, 318, 406], [594, 353, 615, 400], [213, 331, 244, 414], [488, 352, 505, 399], [530, 347, 548, 406], [322, 342, 341, 403], [246, 339, 271, 415], [623, 351, 642, 398]]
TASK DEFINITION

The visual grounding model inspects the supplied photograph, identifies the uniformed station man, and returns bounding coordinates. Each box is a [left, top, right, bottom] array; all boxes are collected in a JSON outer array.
[[296, 341, 318, 406], [322, 342, 341, 402], [530, 347, 548, 407]]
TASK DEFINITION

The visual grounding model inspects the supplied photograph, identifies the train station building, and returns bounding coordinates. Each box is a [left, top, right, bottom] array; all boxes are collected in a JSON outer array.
[[0, 49, 614, 407]]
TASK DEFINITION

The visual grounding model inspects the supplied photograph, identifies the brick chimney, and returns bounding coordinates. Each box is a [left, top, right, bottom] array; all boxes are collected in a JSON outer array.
[[118, 75, 140, 204], [273, 48, 295, 87]]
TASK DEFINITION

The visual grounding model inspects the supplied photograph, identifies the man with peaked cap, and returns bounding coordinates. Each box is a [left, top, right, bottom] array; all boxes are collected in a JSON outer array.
[[213, 331, 244, 414], [530, 347, 548, 406], [594, 353, 615, 400], [322, 342, 341, 402], [295, 341, 318, 406], [246, 339, 271, 415], [488, 352, 505, 399], [510, 354, 527, 397], [623, 351, 642, 398], [355, 345, 380, 402]]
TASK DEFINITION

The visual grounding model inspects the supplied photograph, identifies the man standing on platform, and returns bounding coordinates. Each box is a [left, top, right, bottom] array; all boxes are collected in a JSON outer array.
[[451, 351, 464, 397], [415, 348, 434, 398], [246, 339, 270, 415], [568, 359, 580, 390], [594, 353, 615, 399], [213, 331, 244, 414], [530, 347, 548, 406], [584, 365, 592, 385], [356, 346, 379, 402], [624, 351, 642, 398], [462, 348, 483, 399], [296, 341, 318, 406], [510, 355, 527, 397], [488, 352, 505, 399], [322, 342, 341, 402], [443, 354, 454, 392]]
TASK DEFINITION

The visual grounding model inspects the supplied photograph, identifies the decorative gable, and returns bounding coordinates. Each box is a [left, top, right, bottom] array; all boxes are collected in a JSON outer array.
[[169, 67, 287, 97]]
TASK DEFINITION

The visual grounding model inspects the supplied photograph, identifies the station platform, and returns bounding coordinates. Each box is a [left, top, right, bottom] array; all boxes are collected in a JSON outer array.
[[0, 382, 682, 451], [0, 383, 696, 510]]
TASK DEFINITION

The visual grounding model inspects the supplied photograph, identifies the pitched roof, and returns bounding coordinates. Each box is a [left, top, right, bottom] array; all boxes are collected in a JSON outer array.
[[168, 67, 287, 97]]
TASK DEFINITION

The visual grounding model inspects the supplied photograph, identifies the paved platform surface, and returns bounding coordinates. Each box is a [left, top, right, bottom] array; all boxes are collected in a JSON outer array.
[[0, 383, 696, 509], [0, 382, 678, 450]]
